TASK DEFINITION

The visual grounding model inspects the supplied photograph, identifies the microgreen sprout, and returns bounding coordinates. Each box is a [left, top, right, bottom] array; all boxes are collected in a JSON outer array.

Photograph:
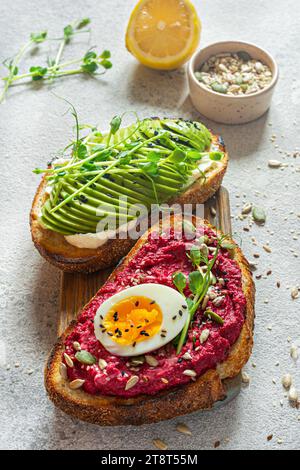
[[0, 18, 112, 104], [173, 231, 233, 354]]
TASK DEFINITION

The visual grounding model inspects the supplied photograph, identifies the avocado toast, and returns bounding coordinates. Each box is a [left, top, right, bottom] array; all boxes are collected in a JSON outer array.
[[31, 117, 228, 272]]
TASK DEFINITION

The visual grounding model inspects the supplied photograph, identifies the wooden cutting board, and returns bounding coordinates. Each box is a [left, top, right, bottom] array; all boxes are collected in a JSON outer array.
[[58, 186, 232, 336], [58, 186, 240, 407]]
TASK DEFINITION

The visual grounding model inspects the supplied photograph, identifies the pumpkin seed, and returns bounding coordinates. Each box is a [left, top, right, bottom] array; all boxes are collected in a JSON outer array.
[[75, 350, 97, 365], [237, 50, 252, 61], [69, 378, 85, 390], [183, 369, 197, 377], [125, 375, 139, 390], [145, 355, 158, 367], [98, 358, 107, 370], [252, 206, 266, 224], [176, 423, 192, 435], [63, 352, 74, 368], [59, 362, 67, 380], [153, 439, 168, 450], [211, 82, 228, 94], [204, 309, 224, 325], [200, 329, 210, 344]]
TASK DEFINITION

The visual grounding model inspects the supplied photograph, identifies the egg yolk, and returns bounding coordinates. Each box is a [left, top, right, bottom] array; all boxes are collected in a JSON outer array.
[[102, 296, 163, 346]]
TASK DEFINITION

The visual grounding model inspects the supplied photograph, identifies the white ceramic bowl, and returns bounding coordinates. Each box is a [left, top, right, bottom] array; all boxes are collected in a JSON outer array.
[[188, 41, 279, 124]]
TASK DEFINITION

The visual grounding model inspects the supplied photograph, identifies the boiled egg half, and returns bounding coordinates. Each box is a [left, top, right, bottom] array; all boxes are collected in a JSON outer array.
[[94, 283, 188, 356]]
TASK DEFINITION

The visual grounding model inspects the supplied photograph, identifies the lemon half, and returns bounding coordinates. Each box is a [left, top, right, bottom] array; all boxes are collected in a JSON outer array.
[[126, 0, 201, 70]]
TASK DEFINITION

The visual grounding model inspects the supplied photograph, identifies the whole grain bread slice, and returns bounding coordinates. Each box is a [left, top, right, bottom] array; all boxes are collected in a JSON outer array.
[[30, 133, 228, 273], [45, 215, 255, 426]]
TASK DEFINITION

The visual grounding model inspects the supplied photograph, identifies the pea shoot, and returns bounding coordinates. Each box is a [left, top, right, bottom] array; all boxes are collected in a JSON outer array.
[[173, 231, 232, 354], [0, 18, 112, 104]]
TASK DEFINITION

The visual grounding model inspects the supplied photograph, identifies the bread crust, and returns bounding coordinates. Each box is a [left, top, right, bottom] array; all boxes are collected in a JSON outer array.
[[31, 134, 228, 273], [45, 216, 255, 426]]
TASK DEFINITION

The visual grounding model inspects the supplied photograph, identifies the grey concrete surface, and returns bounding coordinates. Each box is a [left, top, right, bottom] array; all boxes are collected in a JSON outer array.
[[0, 0, 299, 451]]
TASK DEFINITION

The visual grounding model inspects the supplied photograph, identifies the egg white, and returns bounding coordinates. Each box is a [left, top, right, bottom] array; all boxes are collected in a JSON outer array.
[[93, 283, 189, 357]]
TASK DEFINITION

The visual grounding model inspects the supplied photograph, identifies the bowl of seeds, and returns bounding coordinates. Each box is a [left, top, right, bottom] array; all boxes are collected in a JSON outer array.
[[188, 40, 279, 124]]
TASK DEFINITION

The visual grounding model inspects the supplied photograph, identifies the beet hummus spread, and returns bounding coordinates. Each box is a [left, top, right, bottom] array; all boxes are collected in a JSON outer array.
[[63, 226, 246, 398]]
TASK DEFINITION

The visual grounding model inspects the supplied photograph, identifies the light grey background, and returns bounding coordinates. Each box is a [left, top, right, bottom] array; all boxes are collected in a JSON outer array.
[[0, 0, 299, 450]]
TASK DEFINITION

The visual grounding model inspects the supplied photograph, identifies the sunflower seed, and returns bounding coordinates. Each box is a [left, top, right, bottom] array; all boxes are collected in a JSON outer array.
[[73, 341, 81, 351], [130, 356, 145, 366], [268, 159, 282, 168], [98, 358, 107, 370], [200, 329, 210, 344], [69, 379, 85, 390], [201, 294, 209, 310], [145, 355, 158, 367], [291, 287, 299, 300], [183, 369, 197, 377], [64, 352, 74, 368], [288, 386, 298, 403], [182, 352, 192, 360], [125, 375, 139, 390], [210, 206, 216, 216], [153, 439, 168, 450], [241, 203, 252, 214], [59, 362, 68, 380], [176, 423, 192, 435], [290, 344, 298, 360], [241, 371, 250, 384], [281, 373, 292, 389], [212, 296, 224, 307]]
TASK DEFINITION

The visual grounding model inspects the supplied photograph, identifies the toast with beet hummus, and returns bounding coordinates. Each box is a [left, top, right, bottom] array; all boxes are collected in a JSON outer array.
[[31, 117, 228, 273], [45, 216, 255, 425]]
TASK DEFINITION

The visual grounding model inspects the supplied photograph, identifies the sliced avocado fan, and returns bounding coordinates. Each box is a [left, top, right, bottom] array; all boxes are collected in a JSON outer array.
[[37, 118, 223, 235]]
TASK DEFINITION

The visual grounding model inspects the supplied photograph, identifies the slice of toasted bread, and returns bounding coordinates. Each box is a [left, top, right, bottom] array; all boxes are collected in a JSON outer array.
[[30, 133, 228, 273], [45, 216, 255, 426]]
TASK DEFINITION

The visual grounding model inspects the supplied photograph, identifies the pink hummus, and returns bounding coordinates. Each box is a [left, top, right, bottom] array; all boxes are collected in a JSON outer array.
[[64, 227, 246, 397]]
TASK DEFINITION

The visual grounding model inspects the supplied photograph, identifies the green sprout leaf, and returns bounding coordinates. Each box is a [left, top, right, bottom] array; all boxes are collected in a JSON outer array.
[[63, 24, 74, 41], [110, 115, 122, 135], [188, 245, 201, 267], [173, 272, 187, 295], [188, 271, 203, 295], [169, 148, 186, 163], [30, 66, 48, 80], [30, 31, 47, 43], [139, 161, 158, 176], [209, 151, 223, 161], [76, 18, 91, 29]]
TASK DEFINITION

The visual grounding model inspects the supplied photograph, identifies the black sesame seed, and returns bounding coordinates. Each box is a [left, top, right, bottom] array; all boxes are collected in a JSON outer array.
[[150, 300, 156, 304], [182, 305, 187, 309], [132, 342, 136, 347], [179, 310, 183, 317], [107, 332, 113, 336], [125, 329, 129, 332], [177, 358, 183, 363], [161, 334, 166, 338], [172, 315, 177, 320], [135, 301, 139, 307]]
